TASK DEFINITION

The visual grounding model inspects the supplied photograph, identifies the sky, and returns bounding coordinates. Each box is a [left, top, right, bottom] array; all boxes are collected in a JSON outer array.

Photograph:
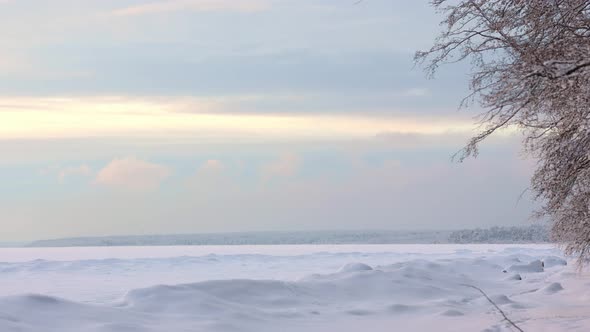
[[0, 0, 537, 241]]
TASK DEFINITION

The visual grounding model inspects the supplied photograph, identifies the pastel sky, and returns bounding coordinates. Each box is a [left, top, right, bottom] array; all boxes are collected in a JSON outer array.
[[0, 0, 536, 241]]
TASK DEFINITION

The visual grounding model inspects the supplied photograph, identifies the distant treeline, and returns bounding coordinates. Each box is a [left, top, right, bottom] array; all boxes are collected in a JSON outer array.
[[448, 225, 550, 244], [24, 225, 550, 247], [27, 230, 453, 247]]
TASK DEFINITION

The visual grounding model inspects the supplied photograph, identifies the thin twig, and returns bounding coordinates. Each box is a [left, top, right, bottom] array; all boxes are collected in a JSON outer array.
[[515, 187, 530, 208], [461, 283, 524, 332]]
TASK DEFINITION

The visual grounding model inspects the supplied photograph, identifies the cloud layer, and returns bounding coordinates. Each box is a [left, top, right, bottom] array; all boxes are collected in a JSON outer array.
[[113, 0, 270, 16], [95, 157, 171, 192], [0, 139, 536, 241], [0, 1, 536, 242]]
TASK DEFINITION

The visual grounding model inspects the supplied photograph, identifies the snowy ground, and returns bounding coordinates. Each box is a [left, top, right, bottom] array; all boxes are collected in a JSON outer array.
[[0, 244, 589, 331]]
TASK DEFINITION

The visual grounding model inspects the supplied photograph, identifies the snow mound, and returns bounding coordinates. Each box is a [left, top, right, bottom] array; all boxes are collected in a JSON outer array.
[[440, 309, 464, 316], [124, 279, 313, 315], [388, 304, 421, 314], [543, 256, 567, 268], [0, 245, 586, 332], [508, 260, 544, 273], [345, 309, 374, 316], [506, 273, 522, 281], [541, 282, 564, 294], [488, 294, 513, 305], [338, 262, 373, 273]]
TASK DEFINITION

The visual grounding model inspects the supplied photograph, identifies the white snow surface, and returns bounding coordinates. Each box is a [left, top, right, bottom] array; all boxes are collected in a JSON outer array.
[[0, 244, 589, 331]]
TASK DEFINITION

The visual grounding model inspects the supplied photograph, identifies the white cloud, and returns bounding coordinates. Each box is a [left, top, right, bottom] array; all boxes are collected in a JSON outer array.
[[0, 96, 455, 141], [200, 159, 224, 172], [191, 159, 225, 182], [58, 165, 93, 182], [261, 153, 301, 179], [1, 140, 537, 240], [95, 157, 171, 192], [113, 0, 270, 16]]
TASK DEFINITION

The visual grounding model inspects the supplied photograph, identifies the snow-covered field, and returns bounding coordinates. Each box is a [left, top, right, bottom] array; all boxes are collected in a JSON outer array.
[[1, 244, 589, 331]]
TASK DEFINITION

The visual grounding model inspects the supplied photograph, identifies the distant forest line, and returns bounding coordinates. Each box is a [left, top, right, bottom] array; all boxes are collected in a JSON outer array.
[[24, 225, 550, 247]]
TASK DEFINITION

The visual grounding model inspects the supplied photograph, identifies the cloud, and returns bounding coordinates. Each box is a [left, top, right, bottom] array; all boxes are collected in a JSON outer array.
[[58, 165, 93, 182], [95, 157, 171, 192], [0, 95, 476, 141], [193, 159, 225, 179], [0, 52, 25, 74], [187, 159, 237, 193], [0, 138, 538, 240], [261, 153, 301, 179], [113, 0, 270, 16], [375, 131, 471, 148], [200, 159, 224, 172]]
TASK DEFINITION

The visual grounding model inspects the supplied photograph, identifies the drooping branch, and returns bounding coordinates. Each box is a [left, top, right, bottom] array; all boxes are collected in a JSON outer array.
[[461, 284, 524, 332], [418, 0, 590, 263]]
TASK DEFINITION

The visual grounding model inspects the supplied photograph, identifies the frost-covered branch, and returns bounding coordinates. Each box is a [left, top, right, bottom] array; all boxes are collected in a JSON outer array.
[[461, 284, 524, 332], [417, 0, 590, 264]]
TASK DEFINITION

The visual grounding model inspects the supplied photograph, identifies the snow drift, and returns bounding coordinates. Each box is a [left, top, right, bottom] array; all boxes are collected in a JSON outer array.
[[0, 245, 588, 331]]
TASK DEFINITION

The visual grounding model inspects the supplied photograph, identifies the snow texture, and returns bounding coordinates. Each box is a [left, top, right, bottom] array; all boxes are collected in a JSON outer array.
[[0, 244, 588, 331]]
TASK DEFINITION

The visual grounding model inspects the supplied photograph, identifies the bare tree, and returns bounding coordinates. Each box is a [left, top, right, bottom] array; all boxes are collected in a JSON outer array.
[[416, 0, 590, 263]]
